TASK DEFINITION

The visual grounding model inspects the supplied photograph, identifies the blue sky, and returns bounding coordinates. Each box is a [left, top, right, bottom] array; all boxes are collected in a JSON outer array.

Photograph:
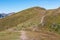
[[0, 0, 60, 13]]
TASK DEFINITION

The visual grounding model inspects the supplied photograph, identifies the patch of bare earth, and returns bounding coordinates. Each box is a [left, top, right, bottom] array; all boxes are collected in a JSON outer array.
[[20, 30, 60, 40], [6, 28, 60, 40]]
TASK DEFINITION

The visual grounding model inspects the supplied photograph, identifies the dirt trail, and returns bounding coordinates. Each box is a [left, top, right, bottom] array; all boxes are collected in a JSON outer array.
[[26, 31, 60, 40], [20, 30, 28, 40], [40, 15, 46, 26], [19, 29, 60, 40]]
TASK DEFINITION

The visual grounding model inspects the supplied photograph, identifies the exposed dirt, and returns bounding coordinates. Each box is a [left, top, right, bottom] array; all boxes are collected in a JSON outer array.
[[19, 30, 60, 40]]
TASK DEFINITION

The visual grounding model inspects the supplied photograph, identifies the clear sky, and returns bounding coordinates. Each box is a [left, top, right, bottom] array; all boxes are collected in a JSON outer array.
[[0, 0, 60, 13]]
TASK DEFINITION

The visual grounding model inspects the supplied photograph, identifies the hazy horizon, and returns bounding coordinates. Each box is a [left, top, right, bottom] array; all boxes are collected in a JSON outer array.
[[0, 0, 60, 13]]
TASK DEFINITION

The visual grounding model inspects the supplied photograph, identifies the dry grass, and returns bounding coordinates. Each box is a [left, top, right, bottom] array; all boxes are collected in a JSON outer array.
[[0, 7, 60, 40]]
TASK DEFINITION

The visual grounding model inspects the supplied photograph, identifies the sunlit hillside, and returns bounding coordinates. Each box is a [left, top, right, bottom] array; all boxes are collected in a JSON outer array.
[[0, 7, 60, 40]]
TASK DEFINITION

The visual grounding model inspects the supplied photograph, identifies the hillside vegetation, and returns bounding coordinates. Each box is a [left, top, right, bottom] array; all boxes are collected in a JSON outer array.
[[0, 7, 46, 31], [0, 7, 60, 40], [0, 7, 60, 33]]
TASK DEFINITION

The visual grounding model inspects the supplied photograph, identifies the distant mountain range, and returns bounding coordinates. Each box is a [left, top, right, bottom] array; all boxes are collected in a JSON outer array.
[[0, 12, 15, 18], [0, 13, 8, 18]]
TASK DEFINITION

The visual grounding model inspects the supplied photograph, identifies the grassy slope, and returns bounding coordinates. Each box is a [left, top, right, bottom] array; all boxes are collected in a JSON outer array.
[[0, 7, 45, 31], [0, 7, 60, 40], [45, 9, 60, 33]]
